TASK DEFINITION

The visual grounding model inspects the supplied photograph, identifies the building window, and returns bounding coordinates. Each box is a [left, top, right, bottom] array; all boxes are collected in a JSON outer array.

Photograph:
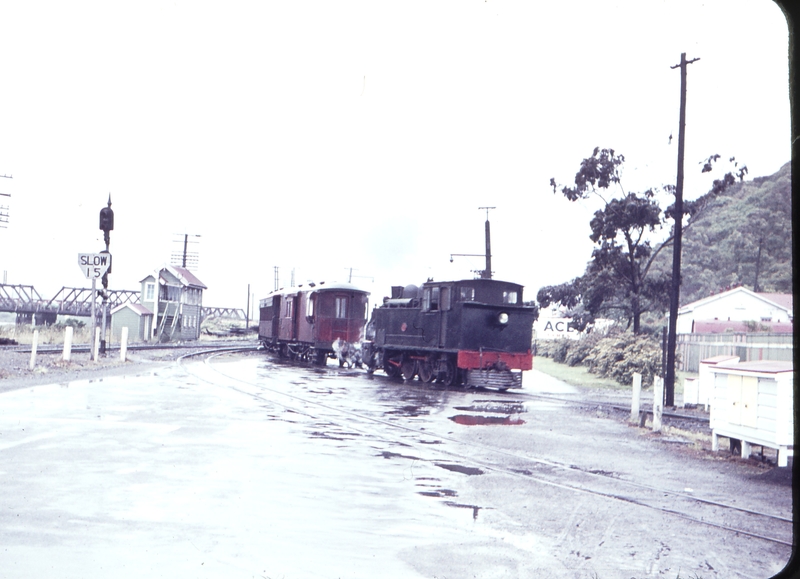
[[145, 283, 155, 301], [335, 297, 347, 319]]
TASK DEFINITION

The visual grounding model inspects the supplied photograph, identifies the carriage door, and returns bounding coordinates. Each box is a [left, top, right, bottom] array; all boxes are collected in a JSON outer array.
[[272, 296, 282, 338], [291, 295, 300, 340]]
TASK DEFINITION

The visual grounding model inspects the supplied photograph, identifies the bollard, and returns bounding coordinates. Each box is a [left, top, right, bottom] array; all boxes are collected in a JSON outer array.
[[120, 327, 129, 362], [63, 326, 74, 362], [652, 376, 664, 432], [630, 372, 642, 424], [29, 329, 39, 370], [93, 327, 101, 362]]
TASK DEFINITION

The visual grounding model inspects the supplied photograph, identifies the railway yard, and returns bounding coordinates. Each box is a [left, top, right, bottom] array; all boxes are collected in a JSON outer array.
[[0, 344, 793, 578]]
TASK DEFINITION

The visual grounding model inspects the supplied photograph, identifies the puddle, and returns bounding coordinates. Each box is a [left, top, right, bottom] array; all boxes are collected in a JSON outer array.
[[417, 488, 458, 498], [379, 450, 422, 461], [434, 463, 483, 476], [448, 414, 525, 426]]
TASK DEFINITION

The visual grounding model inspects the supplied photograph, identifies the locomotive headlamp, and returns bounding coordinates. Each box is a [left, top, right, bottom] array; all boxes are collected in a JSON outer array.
[[497, 312, 509, 325]]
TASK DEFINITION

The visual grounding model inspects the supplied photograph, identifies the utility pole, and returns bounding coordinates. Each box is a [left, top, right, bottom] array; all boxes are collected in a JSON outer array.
[[665, 53, 699, 407], [0, 174, 11, 229], [479, 207, 495, 279], [171, 234, 200, 269], [450, 207, 497, 279]]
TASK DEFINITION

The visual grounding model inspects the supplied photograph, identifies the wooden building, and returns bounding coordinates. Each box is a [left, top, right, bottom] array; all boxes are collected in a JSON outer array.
[[139, 265, 207, 342], [110, 303, 154, 343]]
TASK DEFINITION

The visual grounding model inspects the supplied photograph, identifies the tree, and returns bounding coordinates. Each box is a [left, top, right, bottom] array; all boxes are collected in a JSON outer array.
[[547, 147, 746, 334]]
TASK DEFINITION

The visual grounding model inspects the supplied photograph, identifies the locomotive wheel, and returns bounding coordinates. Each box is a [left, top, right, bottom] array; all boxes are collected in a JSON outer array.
[[384, 352, 401, 378], [400, 358, 417, 381], [418, 360, 435, 383], [440, 358, 457, 387]]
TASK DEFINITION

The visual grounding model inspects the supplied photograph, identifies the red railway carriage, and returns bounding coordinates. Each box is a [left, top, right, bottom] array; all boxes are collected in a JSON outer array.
[[258, 281, 369, 365]]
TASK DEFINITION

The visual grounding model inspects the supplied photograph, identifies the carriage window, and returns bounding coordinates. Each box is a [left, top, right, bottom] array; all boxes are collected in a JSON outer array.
[[335, 296, 347, 318], [460, 287, 475, 301], [285, 300, 293, 318], [440, 286, 451, 311], [503, 291, 518, 304], [306, 296, 315, 319]]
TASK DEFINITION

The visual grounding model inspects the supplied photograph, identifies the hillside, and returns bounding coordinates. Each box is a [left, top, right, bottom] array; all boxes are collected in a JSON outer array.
[[654, 161, 792, 306]]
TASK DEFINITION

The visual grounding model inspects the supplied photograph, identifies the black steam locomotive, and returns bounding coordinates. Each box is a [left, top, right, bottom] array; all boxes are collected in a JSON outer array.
[[362, 277, 536, 390]]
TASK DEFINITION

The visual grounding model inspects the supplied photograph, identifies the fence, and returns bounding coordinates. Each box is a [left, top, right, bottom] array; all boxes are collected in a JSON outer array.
[[676, 332, 794, 373]]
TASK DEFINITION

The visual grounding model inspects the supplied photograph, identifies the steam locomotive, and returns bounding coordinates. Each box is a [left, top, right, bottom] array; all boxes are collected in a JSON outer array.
[[362, 277, 536, 390], [258, 281, 370, 366]]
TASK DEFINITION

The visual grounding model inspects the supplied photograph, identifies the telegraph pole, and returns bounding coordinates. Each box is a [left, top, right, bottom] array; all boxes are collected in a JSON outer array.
[[479, 207, 495, 279], [665, 53, 699, 407], [0, 174, 11, 229]]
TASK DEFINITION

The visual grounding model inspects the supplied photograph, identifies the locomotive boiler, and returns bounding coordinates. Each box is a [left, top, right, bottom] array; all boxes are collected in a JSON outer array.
[[363, 277, 535, 389], [258, 281, 369, 366]]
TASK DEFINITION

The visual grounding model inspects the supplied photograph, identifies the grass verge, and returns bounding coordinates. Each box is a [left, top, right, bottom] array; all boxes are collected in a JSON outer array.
[[534, 356, 695, 394]]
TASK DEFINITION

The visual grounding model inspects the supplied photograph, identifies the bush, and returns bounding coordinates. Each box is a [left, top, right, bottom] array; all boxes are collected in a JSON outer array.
[[582, 331, 662, 386]]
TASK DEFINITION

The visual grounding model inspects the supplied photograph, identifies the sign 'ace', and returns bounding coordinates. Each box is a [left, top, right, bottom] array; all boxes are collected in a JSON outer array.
[[78, 253, 112, 279]]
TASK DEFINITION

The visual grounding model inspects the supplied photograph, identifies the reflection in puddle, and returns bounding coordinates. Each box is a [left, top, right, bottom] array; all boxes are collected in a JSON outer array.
[[449, 414, 525, 426], [417, 488, 458, 498], [444, 501, 482, 520]]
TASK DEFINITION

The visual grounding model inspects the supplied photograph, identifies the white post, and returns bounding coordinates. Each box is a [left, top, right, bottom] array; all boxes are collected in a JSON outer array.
[[62, 326, 73, 362], [93, 327, 101, 362], [29, 329, 39, 370], [630, 372, 642, 423], [120, 327, 129, 362], [652, 376, 664, 433]]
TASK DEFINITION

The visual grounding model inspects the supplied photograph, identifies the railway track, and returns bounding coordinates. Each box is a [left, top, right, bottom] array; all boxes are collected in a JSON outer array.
[[181, 349, 793, 549]]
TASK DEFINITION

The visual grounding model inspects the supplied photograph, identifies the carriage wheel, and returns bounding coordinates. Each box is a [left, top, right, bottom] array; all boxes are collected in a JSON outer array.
[[400, 357, 417, 381], [313, 350, 327, 366], [418, 359, 435, 383]]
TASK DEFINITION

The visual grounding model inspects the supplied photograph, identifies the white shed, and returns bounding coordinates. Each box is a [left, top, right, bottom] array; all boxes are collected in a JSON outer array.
[[709, 360, 793, 467], [676, 287, 793, 334]]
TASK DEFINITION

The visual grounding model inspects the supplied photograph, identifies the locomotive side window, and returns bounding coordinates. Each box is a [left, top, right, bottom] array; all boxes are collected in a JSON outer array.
[[503, 291, 518, 304], [423, 287, 440, 311], [460, 287, 475, 301], [335, 296, 348, 318]]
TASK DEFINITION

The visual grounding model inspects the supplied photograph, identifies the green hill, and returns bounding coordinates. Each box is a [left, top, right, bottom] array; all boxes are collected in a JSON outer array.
[[664, 161, 792, 305]]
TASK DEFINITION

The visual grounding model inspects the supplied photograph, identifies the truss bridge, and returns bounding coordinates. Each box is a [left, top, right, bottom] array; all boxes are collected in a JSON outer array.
[[0, 284, 139, 324]]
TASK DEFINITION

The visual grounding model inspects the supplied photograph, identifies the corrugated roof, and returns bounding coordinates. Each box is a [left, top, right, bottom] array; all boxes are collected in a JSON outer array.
[[680, 287, 793, 316], [692, 319, 793, 334], [758, 292, 793, 312], [111, 303, 153, 316], [167, 265, 207, 289]]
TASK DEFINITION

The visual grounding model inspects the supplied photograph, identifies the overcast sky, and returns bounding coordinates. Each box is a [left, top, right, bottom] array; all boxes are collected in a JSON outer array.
[[0, 0, 791, 313]]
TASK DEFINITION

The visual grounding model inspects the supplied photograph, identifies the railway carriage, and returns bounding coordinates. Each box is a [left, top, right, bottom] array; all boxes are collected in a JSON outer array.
[[363, 277, 535, 389], [258, 281, 369, 366]]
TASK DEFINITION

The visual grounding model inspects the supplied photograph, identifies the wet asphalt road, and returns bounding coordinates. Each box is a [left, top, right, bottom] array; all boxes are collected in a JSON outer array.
[[0, 353, 792, 578]]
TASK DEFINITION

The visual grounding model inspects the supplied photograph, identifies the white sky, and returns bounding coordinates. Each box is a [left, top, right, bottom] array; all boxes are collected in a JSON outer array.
[[0, 0, 791, 312]]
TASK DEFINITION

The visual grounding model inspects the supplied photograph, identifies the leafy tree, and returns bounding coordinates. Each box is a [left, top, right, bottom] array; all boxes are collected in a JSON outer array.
[[546, 147, 747, 334]]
